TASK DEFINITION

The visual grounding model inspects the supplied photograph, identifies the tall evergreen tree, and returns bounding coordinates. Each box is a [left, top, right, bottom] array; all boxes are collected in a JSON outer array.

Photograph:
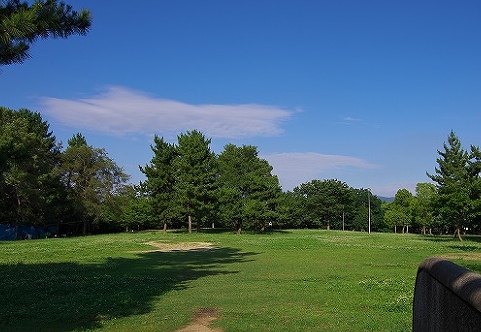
[[427, 131, 471, 240], [0, 107, 64, 234], [174, 130, 218, 233], [217, 144, 282, 233], [139, 135, 178, 232], [467, 146, 481, 230]]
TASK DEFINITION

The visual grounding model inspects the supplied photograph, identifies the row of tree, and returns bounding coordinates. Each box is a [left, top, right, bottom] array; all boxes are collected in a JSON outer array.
[[0, 108, 382, 235], [132, 131, 386, 234], [1, 107, 479, 238]]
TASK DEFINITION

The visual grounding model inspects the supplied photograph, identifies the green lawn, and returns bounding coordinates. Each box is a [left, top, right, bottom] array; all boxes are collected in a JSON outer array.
[[1, 230, 480, 331]]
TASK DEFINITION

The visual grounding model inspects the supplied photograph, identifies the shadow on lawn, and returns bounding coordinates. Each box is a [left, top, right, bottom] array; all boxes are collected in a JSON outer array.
[[0, 247, 257, 332], [448, 244, 480, 252], [419, 234, 481, 245]]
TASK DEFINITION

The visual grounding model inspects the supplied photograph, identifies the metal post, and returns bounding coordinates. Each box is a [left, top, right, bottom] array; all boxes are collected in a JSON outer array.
[[367, 188, 371, 234]]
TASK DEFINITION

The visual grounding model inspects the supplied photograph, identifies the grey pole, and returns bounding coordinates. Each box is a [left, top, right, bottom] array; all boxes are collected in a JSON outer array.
[[367, 188, 371, 234]]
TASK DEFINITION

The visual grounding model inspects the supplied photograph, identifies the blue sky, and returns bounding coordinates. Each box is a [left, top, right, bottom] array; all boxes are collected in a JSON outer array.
[[2, 1, 480, 197]]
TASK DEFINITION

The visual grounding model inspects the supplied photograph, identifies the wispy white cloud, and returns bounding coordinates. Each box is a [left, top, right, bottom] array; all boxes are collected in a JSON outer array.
[[40, 86, 293, 138], [263, 152, 379, 190], [343, 116, 361, 122], [337, 116, 362, 125]]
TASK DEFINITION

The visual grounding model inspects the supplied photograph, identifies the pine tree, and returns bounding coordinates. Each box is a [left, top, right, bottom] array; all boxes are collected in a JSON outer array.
[[174, 130, 218, 233], [0, 107, 64, 233], [0, 0, 91, 65], [217, 144, 281, 233], [427, 131, 471, 240], [139, 135, 178, 232]]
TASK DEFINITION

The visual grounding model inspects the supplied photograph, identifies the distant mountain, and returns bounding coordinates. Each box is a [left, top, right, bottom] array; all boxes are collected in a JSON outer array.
[[378, 196, 394, 203]]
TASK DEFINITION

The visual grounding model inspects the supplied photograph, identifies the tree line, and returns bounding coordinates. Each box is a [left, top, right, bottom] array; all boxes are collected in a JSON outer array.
[[129, 131, 387, 234], [0, 108, 382, 236], [1, 108, 479, 239]]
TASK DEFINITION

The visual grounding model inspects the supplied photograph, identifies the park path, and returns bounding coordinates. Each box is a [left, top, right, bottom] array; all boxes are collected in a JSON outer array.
[[174, 308, 222, 332]]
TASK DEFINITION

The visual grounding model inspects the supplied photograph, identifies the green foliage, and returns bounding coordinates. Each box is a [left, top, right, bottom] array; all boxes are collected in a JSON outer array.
[[292, 179, 350, 229], [0, 0, 91, 65], [288, 181, 384, 231], [413, 183, 437, 233], [217, 144, 282, 232], [60, 133, 129, 234], [467, 145, 481, 230], [383, 189, 416, 233], [276, 191, 303, 228], [139, 136, 179, 231], [0, 108, 132, 235], [121, 186, 157, 231], [346, 188, 383, 232], [0, 107, 64, 229], [384, 206, 408, 231], [175, 130, 218, 232], [427, 131, 481, 238]]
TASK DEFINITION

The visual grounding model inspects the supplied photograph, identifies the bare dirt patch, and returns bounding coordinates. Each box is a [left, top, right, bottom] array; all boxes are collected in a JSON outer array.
[[174, 308, 222, 332], [139, 241, 216, 253]]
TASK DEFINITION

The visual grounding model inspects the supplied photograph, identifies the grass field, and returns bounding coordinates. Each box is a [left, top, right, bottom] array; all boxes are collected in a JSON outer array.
[[1, 229, 481, 332]]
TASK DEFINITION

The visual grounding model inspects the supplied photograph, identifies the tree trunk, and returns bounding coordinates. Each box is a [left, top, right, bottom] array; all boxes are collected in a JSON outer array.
[[15, 187, 21, 240], [188, 214, 192, 233], [454, 227, 463, 241], [163, 222, 167, 234]]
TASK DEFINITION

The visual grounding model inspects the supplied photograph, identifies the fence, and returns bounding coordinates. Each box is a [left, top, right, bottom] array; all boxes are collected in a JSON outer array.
[[413, 257, 481, 331]]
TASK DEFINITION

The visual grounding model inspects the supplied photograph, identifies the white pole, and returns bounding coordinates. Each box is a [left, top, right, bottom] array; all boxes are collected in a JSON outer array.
[[368, 188, 371, 234]]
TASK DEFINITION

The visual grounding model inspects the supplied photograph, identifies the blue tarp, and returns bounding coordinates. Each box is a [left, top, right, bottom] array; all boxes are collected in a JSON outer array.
[[0, 224, 58, 240]]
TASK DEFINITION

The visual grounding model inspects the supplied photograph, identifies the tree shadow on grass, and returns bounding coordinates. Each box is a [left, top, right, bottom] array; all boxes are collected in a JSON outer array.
[[419, 235, 458, 243], [0, 247, 257, 332], [420, 234, 481, 243]]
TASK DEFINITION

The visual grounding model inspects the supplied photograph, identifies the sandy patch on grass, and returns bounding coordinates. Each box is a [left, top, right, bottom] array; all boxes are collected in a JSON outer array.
[[438, 253, 481, 261], [139, 241, 216, 253], [174, 308, 222, 332]]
